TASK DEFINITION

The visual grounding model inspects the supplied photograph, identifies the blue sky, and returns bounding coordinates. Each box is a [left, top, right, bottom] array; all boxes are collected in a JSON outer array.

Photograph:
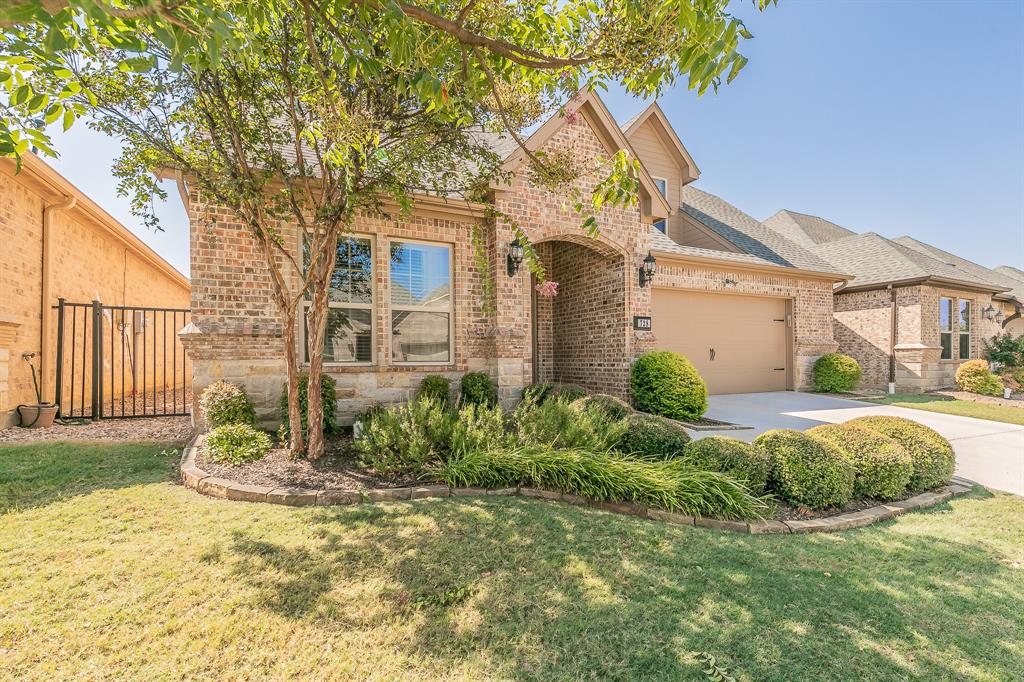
[[45, 0, 1023, 278]]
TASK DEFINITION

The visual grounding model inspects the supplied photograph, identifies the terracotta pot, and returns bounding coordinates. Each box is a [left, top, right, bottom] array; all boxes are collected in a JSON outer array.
[[17, 403, 58, 429]]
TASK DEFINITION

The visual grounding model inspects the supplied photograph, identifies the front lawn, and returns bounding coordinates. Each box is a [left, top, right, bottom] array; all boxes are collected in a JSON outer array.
[[2, 441, 1022, 681], [859, 393, 1024, 426]]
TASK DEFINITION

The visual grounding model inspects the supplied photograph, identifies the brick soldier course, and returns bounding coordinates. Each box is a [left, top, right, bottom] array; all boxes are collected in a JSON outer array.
[[177, 91, 852, 425]]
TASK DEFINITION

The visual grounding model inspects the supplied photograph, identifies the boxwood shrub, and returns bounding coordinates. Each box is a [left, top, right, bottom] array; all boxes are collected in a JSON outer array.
[[199, 380, 257, 428], [614, 413, 691, 459], [813, 353, 862, 393], [845, 415, 955, 491], [807, 423, 912, 500], [418, 375, 452, 406], [683, 436, 771, 496], [279, 372, 338, 440], [460, 371, 498, 406], [955, 359, 1004, 396], [574, 394, 633, 421], [753, 429, 854, 509], [630, 351, 707, 421], [206, 423, 271, 465]]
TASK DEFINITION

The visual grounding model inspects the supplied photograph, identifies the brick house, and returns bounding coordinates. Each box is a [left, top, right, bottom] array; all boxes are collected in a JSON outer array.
[[763, 210, 1022, 392], [179, 91, 848, 425], [0, 153, 190, 428]]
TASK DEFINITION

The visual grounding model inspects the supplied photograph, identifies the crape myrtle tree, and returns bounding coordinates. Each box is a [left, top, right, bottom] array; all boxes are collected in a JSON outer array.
[[0, 0, 774, 458]]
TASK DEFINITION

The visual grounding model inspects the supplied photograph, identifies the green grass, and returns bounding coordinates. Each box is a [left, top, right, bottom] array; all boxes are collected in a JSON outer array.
[[859, 393, 1024, 426], [2, 442, 1023, 681]]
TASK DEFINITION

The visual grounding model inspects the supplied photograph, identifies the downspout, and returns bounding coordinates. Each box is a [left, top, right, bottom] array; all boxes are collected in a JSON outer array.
[[888, 284, 897, 394], [40, 195, 78, 402]]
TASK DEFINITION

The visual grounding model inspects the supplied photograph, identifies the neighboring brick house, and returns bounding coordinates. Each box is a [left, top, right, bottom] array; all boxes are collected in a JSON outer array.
[[179, 92, 848, 425], [0, 153, 190, 428], [763, 210, 1021, 392]]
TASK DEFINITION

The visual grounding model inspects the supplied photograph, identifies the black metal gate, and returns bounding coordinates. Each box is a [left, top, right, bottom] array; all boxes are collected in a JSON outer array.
[[54, 299, 192, 419]]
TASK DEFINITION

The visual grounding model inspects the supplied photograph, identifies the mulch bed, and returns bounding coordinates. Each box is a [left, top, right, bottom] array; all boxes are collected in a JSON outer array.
[[195, 433, 421, 490], [929, 389, 1023, 408], [773, 488, 921, 522], [0, 415, 195, 444]]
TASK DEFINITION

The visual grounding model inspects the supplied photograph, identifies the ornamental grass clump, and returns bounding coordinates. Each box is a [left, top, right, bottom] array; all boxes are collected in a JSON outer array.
[[206, 423, 271, 466], [955, 359, 1004, 397], [812, 353, 862, 393], [436, 446, 768, 519], [845, 415, 955, 491], [630, 351, 707, 421], [514, 397, 627, 451], [614, 413, 691, 459], [683, 436, 771, 496], [574, 394, 633, 421], [754, 429, 854, 509], [199, 381, 257, 428], [807, 423, 912, 500]]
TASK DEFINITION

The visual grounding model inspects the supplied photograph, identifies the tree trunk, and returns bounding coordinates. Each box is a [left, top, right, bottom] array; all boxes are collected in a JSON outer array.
[[305, 278, 329, 460], [282, 310, 305, 457]]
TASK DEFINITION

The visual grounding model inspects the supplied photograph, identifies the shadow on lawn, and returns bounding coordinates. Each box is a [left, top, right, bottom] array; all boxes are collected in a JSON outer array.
[[220, 492, 1021, 681]]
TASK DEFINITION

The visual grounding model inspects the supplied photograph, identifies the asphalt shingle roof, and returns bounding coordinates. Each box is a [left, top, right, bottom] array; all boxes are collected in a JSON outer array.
[[995, 265, 1024, 283], [674, 186, 842, 273], [762, 210, 856, 248], [893, 236, 1024, 302]]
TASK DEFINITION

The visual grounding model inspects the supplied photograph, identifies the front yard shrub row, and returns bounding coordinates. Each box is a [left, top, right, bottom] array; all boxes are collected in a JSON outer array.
[[206, 423, 272, 465], [754, 430, 855, 509], [955, 359, 1004, 397], [812, 353, 862, 393], [513, 397, 628, 451], [807, 423, 912, 499], [846, 416, 955, 491], [616, 413, 691, 459], [436, 446, 769, 520], [198, 380, 258, 428]]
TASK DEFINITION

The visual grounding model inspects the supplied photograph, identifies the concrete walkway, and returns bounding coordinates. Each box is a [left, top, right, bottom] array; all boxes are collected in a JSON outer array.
[[694, 392, 1024, 496]]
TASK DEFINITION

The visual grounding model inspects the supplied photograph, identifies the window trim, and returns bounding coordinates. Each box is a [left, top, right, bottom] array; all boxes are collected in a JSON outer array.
[[650, 177, 669, 234], [387, 237, 456, 366], [939, 296, 954, 360], [650, 176, 669, 198], [958, 299, 971, 361], [300, 233, 376, 367]]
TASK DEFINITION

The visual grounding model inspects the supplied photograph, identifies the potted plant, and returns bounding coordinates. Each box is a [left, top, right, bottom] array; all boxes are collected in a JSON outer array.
[[16, 352, 58, 428]]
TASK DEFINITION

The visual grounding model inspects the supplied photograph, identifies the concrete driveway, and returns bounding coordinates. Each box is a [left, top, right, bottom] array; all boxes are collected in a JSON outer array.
[[694, 392, 1024, 496]]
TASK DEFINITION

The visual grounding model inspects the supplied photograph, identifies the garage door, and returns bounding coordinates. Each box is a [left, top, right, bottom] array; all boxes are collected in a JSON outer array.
[[651, 289, 789, 394]]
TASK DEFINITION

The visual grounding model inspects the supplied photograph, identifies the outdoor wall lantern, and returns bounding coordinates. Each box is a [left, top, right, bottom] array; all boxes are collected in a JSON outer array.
[[995, 309, 1005, 323], [638, 252, 657, 287], [506, 238, 525, 277], [982, 304, 996, 320]]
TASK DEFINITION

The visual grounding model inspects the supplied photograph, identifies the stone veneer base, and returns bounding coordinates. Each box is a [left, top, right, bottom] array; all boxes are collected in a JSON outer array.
[[180, 434, 973, 535]]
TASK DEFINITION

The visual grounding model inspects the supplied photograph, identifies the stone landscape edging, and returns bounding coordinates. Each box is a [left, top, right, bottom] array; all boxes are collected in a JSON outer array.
[[179, 433, 973, 535]]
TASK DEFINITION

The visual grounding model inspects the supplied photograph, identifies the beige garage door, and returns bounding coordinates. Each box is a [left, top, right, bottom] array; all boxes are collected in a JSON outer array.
[[651, 289, 789, 394]]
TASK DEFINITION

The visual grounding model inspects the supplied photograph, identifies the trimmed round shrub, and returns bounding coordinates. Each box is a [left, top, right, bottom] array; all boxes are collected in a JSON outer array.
[[813, 353, 862, 393], [845, 416, 955, 491], [206, 423, 271, 465], [630, 351, 708, 421], [683, 436, 771, 496], [547, 384, 588, 403], [753, 429, 854, 509], [418, 375, 452, 406], [955, 359, 1004, 396], [614, 413, 691, 459], [460, 371, 497, 406], [575, 394, 633, 421], [807, 423, 912, 500], [279, 372, 338, 440], [199, 380, 257, 428]]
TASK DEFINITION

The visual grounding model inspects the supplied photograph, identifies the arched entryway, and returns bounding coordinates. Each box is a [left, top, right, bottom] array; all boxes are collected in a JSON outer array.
[[531, 237, 629, 397]]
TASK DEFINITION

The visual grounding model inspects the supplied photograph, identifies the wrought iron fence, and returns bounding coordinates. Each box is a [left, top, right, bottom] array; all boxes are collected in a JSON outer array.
[[54, 299, 192, 419]]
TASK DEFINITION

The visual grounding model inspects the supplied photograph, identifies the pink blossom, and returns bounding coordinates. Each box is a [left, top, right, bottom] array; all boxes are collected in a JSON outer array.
[[535, 281, 559, 298], [564, 108, 578, 126]]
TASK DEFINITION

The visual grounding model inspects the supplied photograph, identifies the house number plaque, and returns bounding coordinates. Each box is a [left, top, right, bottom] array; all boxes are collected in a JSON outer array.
[[633, 316, 652, 331]]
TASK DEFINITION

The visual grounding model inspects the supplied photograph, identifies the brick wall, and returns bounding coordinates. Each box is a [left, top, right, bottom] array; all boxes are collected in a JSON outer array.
[[0, 166, 190, 427]]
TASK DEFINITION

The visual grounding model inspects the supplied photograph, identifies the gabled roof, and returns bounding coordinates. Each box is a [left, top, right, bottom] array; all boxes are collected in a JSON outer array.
[[498, 89, 673, 220], [671, 186, 844, 274], [995, 265, 1024, 282], [893, 236, 1024, 303], [620, 101, 700, 183], [762, 210, 856, 248], [811, 232, 1010, 294]]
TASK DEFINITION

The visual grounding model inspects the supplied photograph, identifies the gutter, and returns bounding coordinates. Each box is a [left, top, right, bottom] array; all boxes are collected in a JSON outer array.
[[836, 275, 1010, 296], [649, 248, 850, 283], [39, 195, 77, 401]]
